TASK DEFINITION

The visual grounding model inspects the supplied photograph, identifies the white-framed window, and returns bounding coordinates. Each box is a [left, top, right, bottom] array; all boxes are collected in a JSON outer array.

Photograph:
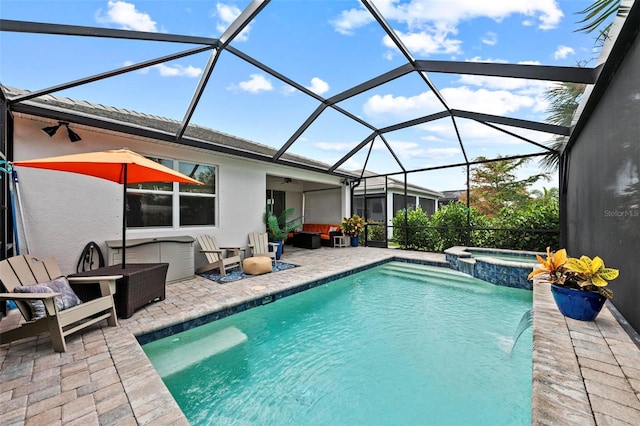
[[126, 157, 217, 228]]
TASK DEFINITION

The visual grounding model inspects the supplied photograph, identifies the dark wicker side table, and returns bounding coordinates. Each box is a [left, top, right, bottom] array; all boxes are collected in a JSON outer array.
[[292, 232, 322, 249], [69, 263, 169, 319]]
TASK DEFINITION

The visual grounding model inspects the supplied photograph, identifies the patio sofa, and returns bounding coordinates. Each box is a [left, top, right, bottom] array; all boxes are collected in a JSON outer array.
[[288, 223, 342, 247]]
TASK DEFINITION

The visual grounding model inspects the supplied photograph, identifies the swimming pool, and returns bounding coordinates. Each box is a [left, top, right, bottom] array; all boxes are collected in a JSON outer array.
[[143, 261, 533, 425]]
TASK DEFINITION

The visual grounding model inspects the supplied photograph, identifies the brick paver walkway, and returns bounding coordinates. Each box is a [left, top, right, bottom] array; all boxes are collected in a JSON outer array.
[[1, 247, 639, 425]]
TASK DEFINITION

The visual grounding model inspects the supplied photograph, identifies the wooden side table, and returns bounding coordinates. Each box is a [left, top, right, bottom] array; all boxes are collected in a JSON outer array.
[[333, 235, 346, 248]]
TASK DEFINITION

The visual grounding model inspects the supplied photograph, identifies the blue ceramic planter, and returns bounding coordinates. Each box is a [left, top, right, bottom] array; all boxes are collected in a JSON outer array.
[[350, 236, 359, 247], [269, 241, 283, 260], [550, 284, 606, 321]]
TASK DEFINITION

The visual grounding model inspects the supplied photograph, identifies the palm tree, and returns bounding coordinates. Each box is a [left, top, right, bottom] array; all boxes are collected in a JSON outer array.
[[576, 0, 631, 43], [541, 82, 586, 172], [541, 0, 630, 172]]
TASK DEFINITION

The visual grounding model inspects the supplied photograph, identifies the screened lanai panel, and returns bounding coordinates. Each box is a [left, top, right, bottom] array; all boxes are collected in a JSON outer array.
[[334, 72, 444, 129], [437, 118, 546, 163], [417, 169, 467, 193], [1, 30, 212, 123], [359, 137, 410, 175], [284, 105, 374, 166], [378, 124, 467, 172], [233, 0, 403, 96], [189, 51, 322, 149], [340, 142, 375, 174], [428, 71, 553, 125]]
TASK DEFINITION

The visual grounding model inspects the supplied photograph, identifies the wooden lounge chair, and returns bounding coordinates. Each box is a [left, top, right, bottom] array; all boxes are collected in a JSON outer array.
[[195, 235, 243, 276], [0, 254, 121, 352], [247, 232, 279, 263]]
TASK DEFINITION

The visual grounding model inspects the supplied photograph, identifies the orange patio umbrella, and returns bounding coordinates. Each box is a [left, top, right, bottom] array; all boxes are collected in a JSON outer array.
[[13, 148, 203, 268]]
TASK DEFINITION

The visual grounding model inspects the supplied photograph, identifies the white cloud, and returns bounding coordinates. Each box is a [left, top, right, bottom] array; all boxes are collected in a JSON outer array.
[[330, 7, 374, 35], [426, 147, 463, 157], [443, 86, 536, 115], [458, 74, 550, 92], [363, 91, 443, 118], [95, 1, 157, 31], [152, 64, 202, 78], [553, 45, 575, 60], [389, 0, 563, 30], [232, 74, 273, 93], [421, 135, 444, 142], [331, 0, 564, 35], [342, 157, 363, 171], [214, 2, 251, 41], [455, 57, 552, 112], [314, 142, 355, 151], [363, 86, 536, 119], [126, 61, 202, 78], [422, 119, 552, 146], [481, 31, 498, 46], [384, 141, 429, 159], [306, 77, 330, 95], [384, 28, 462, 57], [331, 0, 563, 62], [381, 141, 463, 160]]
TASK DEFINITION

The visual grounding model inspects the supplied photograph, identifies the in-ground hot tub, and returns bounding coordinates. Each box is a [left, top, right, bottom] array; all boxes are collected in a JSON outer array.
[[444, 246, 543, 290]]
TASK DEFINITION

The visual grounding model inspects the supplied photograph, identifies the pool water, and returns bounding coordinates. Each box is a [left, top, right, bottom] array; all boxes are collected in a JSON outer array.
[[469, 250, 540, 264], [143, 261, 533, 425]]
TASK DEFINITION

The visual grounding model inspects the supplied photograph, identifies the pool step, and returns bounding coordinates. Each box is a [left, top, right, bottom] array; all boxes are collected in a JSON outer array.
[[383, 262, 485, 283], [378, 264, 493, 294], [150, 326, 248, 377]]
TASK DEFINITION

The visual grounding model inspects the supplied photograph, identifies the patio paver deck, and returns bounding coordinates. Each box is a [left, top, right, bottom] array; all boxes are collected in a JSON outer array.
[[1, 247, 639, 425]]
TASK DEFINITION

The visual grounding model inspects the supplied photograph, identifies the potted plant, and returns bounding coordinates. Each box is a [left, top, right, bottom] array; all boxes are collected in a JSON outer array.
[[341, 214, 365, 247], [528, 247, 619, 321], [263, 207, 302, 259]]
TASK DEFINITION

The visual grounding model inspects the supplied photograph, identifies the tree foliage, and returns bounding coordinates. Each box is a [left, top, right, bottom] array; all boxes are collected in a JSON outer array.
[[541, 81, 586, 171], [461, 157, 549, 217], [392, 207, 437, 251], [541, 0, 631, 172], [391, 192, 559, 253], [491, 193, 560, 251], [575, 0, 630, 42], [431, 202, 492, 250]]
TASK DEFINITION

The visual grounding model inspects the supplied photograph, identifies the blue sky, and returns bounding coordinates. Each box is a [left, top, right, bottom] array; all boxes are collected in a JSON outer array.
[[0, 0, 603, 191]]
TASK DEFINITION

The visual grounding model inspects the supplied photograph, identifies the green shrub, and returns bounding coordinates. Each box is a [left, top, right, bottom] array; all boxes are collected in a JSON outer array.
[[491, 201, 559, 251], [389, 199, 558, 253], [365, 219, 386, 242], [391, 207, 438, 250], [430, 202, 490, 251]]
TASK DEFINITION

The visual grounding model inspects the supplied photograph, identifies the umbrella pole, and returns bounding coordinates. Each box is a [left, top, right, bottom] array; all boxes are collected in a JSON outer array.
[[122, 164, 127, 269]]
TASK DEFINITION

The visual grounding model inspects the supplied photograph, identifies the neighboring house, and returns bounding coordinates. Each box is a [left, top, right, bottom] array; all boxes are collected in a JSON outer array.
[[3, 86, 352, 274], [352, 170, 443, 243], [439, 190, 466, 207]]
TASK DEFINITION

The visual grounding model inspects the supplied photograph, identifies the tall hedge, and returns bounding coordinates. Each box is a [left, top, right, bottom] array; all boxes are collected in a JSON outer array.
[[390, 200, 558, 252], [391, 207, 438, 250]]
